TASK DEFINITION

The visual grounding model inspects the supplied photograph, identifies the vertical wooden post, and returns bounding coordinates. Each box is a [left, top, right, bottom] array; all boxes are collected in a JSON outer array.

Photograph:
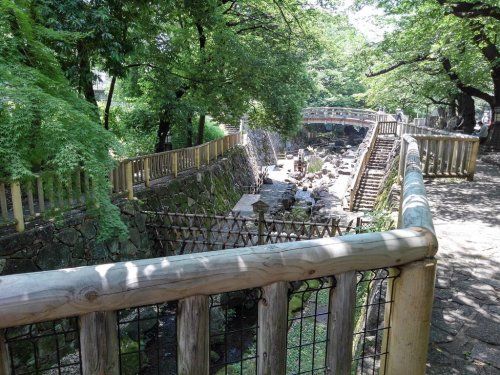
[[144, 157, 151, 188], [0, 184, 8, 221], [11, 182, 24, 232], [0, 330, 11, 375], [258, 281, 288, 375], [384, 259, 436, 375], [79, 311, 120, 375], [125, 161, 134, 200], [195, 147, 201, 169], [205, 144, 210, 164], [172, 152, 178, 177], [326, 271, 356, 374], [398, 138, 407, 181], [177, 295, 209, 375], [467, 140, 479, 181]]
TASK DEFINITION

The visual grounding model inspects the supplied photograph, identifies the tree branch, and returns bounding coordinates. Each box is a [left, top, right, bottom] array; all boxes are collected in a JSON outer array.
[[366, 54, 433, 77], [441, 57, 494, 105], [436, 0, 500, 21]]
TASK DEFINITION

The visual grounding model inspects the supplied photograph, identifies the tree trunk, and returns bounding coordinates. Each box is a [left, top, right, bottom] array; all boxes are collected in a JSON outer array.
[[457, 93, 475, 134], [197, 114, 206, 145], [155, 111, 171, 152], [77, 42, 98, 107], [488, 75, 500, 149], [104, 76, 116, 130], [186, 114, 193, 147]]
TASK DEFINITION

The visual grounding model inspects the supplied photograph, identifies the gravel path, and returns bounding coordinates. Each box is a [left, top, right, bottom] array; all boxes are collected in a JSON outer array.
[[425, 158, 500, 374]]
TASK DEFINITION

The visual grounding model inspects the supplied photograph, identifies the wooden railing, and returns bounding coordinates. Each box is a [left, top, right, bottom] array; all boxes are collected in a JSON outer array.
[[348, 122, 381, 210], [400, 121, 479, 180], [0, 132, 243, 232], [0, 131, 438, 374], [302, 107, 395, 124]]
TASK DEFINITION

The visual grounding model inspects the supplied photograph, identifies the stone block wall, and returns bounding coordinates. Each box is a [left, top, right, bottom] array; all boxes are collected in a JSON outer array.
[[0, 146, 256, 276]]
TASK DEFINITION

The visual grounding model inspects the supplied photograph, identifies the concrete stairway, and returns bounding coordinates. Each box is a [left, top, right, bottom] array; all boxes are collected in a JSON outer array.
[[352, 136, 396, 211]]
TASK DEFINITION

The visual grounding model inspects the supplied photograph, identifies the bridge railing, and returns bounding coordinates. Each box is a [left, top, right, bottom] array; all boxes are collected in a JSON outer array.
[[0, 130, 437, 374], [0, 132, 243, 232], [302, 107, 395, 124], [399, 121, 479, 180]]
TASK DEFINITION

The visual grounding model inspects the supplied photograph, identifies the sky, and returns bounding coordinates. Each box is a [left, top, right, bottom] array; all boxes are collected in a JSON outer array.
[[335, 0, 388, 42]]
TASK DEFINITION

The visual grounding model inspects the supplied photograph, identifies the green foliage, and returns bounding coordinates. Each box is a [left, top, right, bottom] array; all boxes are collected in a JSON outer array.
[[306, 156, 324, 173], [0, 0, 126, 239]]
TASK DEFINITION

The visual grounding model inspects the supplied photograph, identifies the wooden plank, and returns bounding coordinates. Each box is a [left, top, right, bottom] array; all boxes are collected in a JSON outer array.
[[0, 183, 8, 221], [144, 157, 151, 187], [79, 311, 119, 375], [177, 295, 209, 375], [384, 259, 436, 375], [10, 182, 24, 232], [257, 281, 288, 375], [326, 271, 356, 374], [125, 161, 134, 200], [467, 140, 479, 181], [423, 139, 431, 175], [0, 330, 11, 375], [0, 227, 436, 329]]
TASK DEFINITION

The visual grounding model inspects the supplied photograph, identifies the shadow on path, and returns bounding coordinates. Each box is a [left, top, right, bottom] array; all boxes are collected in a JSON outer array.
[[426, 160, 500, 374]]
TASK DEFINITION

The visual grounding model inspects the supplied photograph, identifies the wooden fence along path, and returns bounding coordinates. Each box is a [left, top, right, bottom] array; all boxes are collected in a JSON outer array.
[[0, 123, 442, 374], [348, 119, 479, 212], [146, 211, 362, 255], [0, 132, 242, 232]]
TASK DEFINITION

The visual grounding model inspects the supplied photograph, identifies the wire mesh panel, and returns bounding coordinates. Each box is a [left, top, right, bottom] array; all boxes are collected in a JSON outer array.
[[209, 288, 261, 374], [286, 277, 333, 375], [117, 302, 177, 375], [5, 318, 81, 374], [352, 268, 398, 375]]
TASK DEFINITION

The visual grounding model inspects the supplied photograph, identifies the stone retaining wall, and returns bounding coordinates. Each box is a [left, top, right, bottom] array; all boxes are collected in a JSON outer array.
[[0, 147, 256, 275]]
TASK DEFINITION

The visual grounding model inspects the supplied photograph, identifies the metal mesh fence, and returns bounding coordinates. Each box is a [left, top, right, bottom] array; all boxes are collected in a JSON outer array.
[[353, 268, 398, 374], [3, 267, 398, 375], [209, 288, 261, 374], [5, 318, 81, 374], [286, 277, 333, 375], [117, 302, 177, 375]]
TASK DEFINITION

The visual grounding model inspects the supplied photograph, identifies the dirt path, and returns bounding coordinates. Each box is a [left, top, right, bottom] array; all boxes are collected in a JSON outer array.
[[425, 159, 500, 374]]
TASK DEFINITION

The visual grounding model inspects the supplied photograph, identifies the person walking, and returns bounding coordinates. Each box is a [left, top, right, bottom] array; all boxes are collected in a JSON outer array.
[[474, 121, 489, 144]]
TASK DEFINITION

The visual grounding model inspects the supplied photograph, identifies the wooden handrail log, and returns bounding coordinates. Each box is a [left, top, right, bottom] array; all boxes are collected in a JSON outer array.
[[412, 134, 479, 142], [400, 135, 436, 237], [0, 227, 436, 329]]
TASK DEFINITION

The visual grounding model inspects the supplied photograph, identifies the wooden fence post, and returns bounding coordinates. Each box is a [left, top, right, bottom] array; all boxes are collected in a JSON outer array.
[[0, 330, 11, 375], [195, 147, 201, 169], [258, 282, 288, 375], [398, 138, 407, 182], [178, 295, 209, 375], [326, 271, 356, 374], [467, 140, 479, 181], [214, 141, 218, 159], [79, 311, 120, 375], [172, 152, 178, 177], [144, 157, 151, 188], [206, 144, 210, 165], [11, 182, 24, 232], [384, 259, 436, 375], [125, 161, 134, 200]]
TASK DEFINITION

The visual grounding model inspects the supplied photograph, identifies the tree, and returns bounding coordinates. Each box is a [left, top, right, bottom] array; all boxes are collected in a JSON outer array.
[[359, 0, 497, 134], [0, 0, 126, 239]]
